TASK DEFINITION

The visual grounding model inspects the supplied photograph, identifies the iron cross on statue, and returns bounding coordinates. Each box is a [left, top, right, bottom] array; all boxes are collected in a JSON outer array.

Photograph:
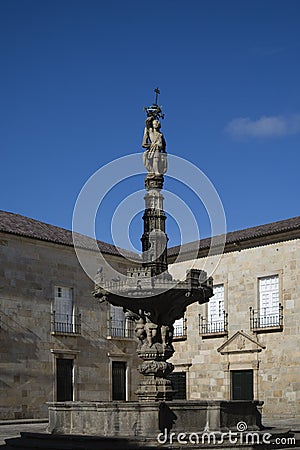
[[154, 87, 160, 105]]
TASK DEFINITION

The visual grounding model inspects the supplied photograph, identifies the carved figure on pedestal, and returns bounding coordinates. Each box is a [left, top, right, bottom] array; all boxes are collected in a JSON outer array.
[[135, 318, 146, 349], [161, 324, 174, 347], [142, 117, 167, 175], [144, 322, 158, 348]]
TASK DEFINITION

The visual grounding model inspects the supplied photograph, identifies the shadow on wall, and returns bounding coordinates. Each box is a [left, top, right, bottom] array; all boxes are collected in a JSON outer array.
[[0, 311, 39, 363], [159, 402, 177, 432]]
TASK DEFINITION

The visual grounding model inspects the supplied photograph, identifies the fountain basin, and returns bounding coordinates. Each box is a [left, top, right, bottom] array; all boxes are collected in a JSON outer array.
[[48, 400, 263, 437]]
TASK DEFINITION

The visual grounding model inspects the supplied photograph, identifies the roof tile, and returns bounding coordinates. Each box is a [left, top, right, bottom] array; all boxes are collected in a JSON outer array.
[[0, 210, 140, 260], [168, 216, 300, 256]]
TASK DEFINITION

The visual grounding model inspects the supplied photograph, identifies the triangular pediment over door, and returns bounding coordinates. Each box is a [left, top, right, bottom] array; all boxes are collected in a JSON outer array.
[[217, 330, 265, 355]]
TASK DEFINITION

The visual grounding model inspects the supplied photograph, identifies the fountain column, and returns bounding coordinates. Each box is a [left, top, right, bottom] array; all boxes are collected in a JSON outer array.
[[94, 90, 213, 401]]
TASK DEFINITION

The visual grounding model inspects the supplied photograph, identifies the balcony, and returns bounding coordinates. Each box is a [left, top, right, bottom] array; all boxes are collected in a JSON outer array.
[[199, 311, 228, 338], [51, 312, 81, 335], [250, 304, 283, 332], [108, 319, 135, 339], [173, 318, 187, 340]]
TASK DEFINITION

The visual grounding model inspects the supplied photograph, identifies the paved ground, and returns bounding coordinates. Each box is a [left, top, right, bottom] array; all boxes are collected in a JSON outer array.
[[0, 419, 299, 448], [0, 422, 48, 446], [263, 418, 300, 431]]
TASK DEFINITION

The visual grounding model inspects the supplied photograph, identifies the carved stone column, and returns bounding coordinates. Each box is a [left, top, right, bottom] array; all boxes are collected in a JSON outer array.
[[93, 91, 214, 402], [135, 319, 174, 401]]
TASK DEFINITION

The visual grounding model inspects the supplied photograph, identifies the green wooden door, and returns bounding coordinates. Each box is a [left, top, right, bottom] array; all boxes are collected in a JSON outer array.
[[231, 370, 253, 400]]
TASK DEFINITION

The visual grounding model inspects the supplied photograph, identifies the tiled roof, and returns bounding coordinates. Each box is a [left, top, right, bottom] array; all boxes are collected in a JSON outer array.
[[168, 216, 300, 257], [0, 210, 140, 260], [1, 210, 299, 261]]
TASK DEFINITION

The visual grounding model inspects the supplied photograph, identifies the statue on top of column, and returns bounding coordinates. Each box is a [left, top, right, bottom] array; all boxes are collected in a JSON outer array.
[[142, 88, 167, 176]]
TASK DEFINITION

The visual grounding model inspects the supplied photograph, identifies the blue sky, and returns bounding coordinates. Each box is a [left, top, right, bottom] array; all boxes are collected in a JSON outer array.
[[1, 0, 300, 250]]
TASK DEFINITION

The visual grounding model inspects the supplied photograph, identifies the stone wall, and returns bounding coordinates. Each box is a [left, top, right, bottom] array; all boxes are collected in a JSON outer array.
[[169, 238, 300, 421], [0, 232, 140, 420], [1, 226, 299, 422]]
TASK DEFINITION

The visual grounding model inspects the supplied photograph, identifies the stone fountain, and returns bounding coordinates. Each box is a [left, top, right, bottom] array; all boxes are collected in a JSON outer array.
[[47, 91, 263, 443], [93, 90, 213, 402]]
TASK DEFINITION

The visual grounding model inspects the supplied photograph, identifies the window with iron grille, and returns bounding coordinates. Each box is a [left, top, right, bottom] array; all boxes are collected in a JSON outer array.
[[259, 275, 279, 324], [109, 305, 134, 338], [173, 317, 186, 338], [208, 285, 224, 325], [199, 284, 227, 335], [53, 287, 80, 334], [250, 275, 282, 330]]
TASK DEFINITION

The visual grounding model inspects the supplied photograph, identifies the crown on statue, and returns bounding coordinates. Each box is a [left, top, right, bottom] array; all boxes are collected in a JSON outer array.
[[143, 87, 165, 120], [144, 104, 164, 120]]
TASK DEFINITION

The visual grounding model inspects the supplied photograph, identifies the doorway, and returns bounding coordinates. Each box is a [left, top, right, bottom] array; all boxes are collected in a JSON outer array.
[[112, 361, 126, 400], [231, 369, 253, 400], [56, 358, 73, 401]]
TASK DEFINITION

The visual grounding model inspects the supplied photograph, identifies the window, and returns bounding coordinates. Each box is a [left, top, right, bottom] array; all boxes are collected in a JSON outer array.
[[52, 287, 81, 334], [169, 372, 186, 400], [231, 370, 253, 401], [250, 275, 282, 331], [112, 361, 126, 400], [259, 275, 279, 323], [199, 284, 227, 336], [56, 358, 73, 401], [208, 285, 224, 325], [173, 317, 186, 339], [109, 305, 134, 338]]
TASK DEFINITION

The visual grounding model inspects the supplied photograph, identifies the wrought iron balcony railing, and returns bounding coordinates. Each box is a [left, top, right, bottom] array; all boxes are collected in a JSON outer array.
[[250, 304, 283, 331], [51, 312, 81, 335], [199, 311, 228, 337], [109, 319, 135, 339], [173, 318, 187, 339]]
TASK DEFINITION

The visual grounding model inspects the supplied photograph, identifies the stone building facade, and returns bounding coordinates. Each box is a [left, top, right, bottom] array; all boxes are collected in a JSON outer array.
[[168, 216, 300, 421], [0, 211, 140, 420], [0, 211, 299, 421]]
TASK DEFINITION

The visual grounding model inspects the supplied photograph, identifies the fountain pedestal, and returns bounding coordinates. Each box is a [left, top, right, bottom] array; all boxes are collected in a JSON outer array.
[[93, 265, 213, 402]]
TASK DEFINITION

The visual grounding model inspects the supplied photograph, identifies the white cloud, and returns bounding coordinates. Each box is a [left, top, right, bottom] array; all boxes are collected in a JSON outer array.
[[226, 114, 300, 138]]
